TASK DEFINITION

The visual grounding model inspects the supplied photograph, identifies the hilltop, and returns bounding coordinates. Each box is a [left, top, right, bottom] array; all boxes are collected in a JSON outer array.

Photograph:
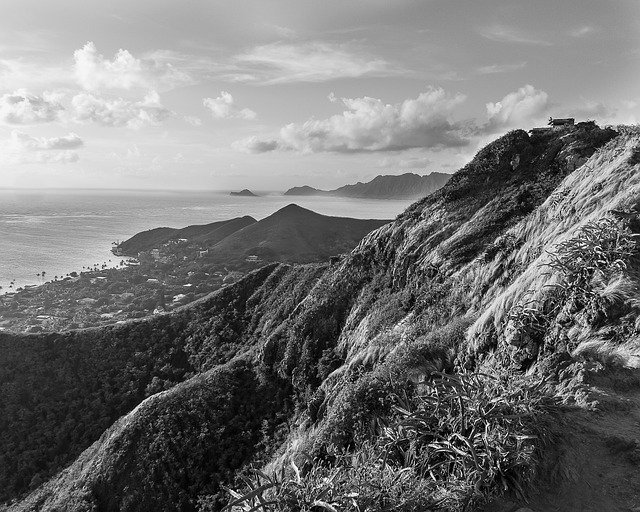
[[230, 189, 258, 197], [284, 171, 450, 199], [120, 204, 389, 265], [117, 216, 256, 255], [206, 203, 389, 264], [3, 122, 640, 512]]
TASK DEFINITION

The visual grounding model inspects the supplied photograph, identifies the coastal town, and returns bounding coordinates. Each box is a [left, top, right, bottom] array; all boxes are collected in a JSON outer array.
[[0, 238, 260, 332]]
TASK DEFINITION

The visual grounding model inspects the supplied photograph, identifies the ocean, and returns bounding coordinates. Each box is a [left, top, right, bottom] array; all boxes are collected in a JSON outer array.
[[0, 189, 416, 292]]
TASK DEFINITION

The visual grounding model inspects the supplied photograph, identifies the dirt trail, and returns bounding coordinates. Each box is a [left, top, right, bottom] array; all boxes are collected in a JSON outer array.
[[526, 368, 640, 512]]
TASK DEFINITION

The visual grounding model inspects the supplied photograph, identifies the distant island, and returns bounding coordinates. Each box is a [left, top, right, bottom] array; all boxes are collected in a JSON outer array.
[[230, 189, 258, 197], [284, 172, 450, 200]]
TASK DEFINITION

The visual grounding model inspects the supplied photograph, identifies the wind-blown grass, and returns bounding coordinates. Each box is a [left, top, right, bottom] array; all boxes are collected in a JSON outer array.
[[213, 371, 556, 512]]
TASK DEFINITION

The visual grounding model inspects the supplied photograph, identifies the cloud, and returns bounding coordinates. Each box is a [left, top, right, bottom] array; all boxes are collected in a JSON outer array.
[[9, 130, 83, 150], [231, 41, 401, 84], [479, 25, 552, 46], [377, 154, 433, 169], [0, 89, 64, 124], [203, 92, 256, 120], [484, 85, 549, 132], [3, 130, 82, 164], [232, 136, 280, 153], [234, 87, 469, 153], [569, 101, 617, 122], [570, 25, 597, 38], [476, 62, 527, 75], [71, 90, 173, 128], [73, 42, 192, 91]]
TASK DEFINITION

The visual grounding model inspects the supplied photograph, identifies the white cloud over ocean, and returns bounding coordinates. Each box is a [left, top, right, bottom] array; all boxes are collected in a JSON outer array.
[[203, 92, 256, 120], [73, 42, 192, 91], [0, 90, 64, 124], [2, 130, 83, 164], [234, 87, 468, 153], [71, 90, 173, 129]]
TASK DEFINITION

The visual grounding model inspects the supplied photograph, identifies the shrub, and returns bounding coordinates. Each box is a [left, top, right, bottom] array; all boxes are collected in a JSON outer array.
[[217, 372, 556, 512], [544, 216, 638, 324]]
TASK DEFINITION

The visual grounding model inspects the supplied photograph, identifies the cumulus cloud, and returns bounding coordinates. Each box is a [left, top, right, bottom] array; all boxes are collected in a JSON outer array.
[[234, 87, 468, 153], [9, 130, 83, 150], [0, 89, 64, 124], [203, 92, 256, 120], [71, 90, 173, 128], [484, 85, 549, 132], [3, 130, 82, 164], [73, 42, 192, 91], [232, 136, 280, 154], [231, 42, 401, 84]]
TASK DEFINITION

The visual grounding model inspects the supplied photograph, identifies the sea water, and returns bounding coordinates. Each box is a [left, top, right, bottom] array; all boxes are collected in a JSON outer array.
[[0, 189, 416, 292]]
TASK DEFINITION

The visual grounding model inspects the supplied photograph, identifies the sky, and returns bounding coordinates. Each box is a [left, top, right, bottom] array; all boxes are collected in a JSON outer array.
[[0, 0, 638, 191]]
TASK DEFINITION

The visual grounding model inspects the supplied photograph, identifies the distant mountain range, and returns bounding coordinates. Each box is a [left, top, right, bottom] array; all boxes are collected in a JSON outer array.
[[284, 172, 451, 199], [118, 204, 389, 264]]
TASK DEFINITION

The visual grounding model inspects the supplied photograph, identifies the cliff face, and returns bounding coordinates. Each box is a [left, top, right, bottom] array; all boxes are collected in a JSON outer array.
[[4, 124, 640, 512]]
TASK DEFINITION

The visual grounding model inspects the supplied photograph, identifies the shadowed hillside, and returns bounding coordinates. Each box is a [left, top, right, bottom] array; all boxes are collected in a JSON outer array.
[[5, 123, 640, 512], [206, 204, 390, 263], [118, 216, 257, 255]]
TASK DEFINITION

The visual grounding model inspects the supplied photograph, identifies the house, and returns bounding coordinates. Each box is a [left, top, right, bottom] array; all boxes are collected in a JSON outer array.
[[150, 248, 161, 260], [548, 117, 575, 129], [245, 255, 259, 263], [198, 249, 209, 258]]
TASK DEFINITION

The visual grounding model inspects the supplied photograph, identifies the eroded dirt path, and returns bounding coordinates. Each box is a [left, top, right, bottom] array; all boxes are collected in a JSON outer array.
[[527, 368, 640, 512]]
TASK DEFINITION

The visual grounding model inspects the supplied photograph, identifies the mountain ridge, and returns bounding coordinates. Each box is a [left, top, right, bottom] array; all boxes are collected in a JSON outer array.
[[284, 171, 450, 199], [3, 123, 640, 512]]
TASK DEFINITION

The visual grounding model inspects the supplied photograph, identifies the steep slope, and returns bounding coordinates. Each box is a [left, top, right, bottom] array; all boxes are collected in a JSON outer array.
[[117, 216, 256, 255], [284, 172, 450, 199], [6, 123, 640, 512], [207, 204, 389, 263], [0, 263, 326, 504]]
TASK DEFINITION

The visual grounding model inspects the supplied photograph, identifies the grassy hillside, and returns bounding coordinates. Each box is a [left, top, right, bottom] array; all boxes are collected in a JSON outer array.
[[118, 216, 256, 255], [206, 204, 389, 263], [5, 123, 640, 512]]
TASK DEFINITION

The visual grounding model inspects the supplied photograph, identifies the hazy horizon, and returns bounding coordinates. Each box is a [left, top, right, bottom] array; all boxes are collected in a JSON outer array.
[[0, 0, 638, 191]]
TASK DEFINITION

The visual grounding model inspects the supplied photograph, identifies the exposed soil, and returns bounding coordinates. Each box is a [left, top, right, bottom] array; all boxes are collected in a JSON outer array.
[[529, 368, 640, 512]]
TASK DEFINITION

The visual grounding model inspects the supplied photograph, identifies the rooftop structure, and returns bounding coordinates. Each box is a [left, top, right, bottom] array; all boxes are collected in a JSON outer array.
[[548, 117, 575, 128]]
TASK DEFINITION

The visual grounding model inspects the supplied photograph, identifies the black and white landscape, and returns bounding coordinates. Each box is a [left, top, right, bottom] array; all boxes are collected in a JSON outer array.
[[0, 2, 639, 512]]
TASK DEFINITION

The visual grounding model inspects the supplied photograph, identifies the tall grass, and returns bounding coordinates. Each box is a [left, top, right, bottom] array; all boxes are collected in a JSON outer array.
[[213, 372, 556, 512]]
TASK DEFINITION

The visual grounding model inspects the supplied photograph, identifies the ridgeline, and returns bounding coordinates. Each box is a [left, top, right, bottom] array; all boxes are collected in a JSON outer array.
[[3, 122, 640, 512], [284, 171, 450, 199]]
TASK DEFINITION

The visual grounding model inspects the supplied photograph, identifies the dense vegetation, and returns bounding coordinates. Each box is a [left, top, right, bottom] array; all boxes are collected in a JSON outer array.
[[3, 123, 639, 511]]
